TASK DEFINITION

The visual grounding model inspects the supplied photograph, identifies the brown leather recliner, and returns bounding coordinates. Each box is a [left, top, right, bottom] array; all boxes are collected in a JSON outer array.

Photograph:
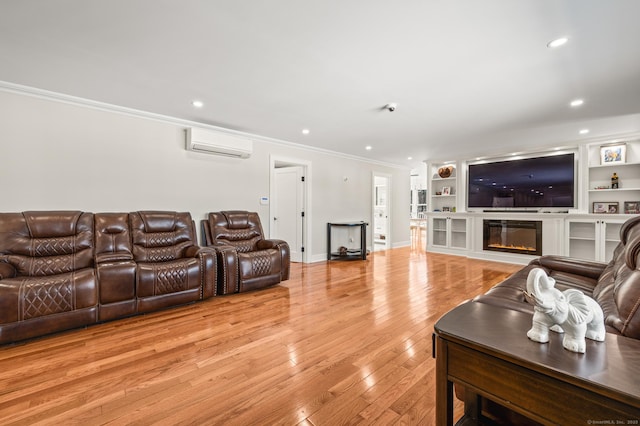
[[0, 211, 98, 343], [201, 211, 290, 294], [130, 211, 217, 312]]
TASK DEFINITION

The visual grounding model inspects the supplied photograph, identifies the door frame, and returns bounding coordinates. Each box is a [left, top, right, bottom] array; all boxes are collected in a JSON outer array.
[[372, 172, 392, 251], [270, 155, 312, 263]]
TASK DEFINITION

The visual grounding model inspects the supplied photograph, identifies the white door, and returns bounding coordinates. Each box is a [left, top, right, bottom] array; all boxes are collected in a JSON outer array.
[[273, 166, 305, 262], [372, 173, 391, 251]]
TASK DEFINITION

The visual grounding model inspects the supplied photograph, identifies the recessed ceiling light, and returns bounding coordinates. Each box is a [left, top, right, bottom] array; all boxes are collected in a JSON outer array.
[[570, 99, 584, 107], [407, 156, 413, 160], [365, 146, 372, 151], [302, 129, 310, 135], [547, 37, 568, 48], [579, 129, 590, 135], [192, 100, 204, 108]]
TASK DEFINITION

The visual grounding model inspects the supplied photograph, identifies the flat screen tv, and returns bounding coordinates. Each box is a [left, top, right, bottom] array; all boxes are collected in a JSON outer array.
[[467, 153, 575, 209]]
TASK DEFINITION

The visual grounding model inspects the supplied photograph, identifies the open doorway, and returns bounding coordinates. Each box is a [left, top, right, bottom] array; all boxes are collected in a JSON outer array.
[[372, 172, 391, 251], [270, 156, 311, 263]]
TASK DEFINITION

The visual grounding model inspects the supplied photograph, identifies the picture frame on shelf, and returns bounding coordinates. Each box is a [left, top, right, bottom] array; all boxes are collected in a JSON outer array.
[[593, 201, 619, 214], [624, 201, 640, 214], [600, 143, 626, 165], [442, 187, 451, 196]]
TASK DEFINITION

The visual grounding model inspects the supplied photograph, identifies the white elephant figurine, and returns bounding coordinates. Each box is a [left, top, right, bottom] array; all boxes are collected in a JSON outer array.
[[524, 268, 605, 353]]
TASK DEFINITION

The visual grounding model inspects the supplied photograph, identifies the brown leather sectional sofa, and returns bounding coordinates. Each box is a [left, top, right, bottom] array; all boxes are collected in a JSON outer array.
[[0, 210, 289, 345]]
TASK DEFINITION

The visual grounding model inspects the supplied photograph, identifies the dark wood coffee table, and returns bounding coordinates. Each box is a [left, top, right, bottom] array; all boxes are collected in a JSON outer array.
[[434, 301, 640, 425]]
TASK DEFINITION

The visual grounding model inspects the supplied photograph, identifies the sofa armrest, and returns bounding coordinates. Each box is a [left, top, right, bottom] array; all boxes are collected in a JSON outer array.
[[257, 239, 290, 281], [181, 245, 218, 299], [212, 244, 239, 295], [529, 255, 607, 280], [184, 245, 216, 258], [0, 261, 16, 280], [257, 239, 278, 250]]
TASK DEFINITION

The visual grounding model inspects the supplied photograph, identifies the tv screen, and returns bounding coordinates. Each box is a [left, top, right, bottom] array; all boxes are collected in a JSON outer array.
[[467, 153, 575, 209]]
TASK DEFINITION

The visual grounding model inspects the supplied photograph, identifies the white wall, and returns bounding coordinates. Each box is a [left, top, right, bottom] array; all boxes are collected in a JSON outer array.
[[0, 90, 410, 261]]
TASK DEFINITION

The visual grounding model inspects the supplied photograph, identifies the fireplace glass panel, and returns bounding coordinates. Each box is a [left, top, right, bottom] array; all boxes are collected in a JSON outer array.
[[483, 220, 542, 256]]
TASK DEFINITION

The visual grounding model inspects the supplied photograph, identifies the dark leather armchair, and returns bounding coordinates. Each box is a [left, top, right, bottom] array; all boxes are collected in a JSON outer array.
[[130, 211, 217, 312], [0, 211, 98, 343], [201, 211, 290, 294]]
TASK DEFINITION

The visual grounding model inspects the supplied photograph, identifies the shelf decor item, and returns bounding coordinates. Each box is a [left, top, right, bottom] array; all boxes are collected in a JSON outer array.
[[600, 143, 626, 165], [437, 165, 454, 178], [611, 172, 619, 188], [624, 201, 640, 214], [593, 201, 619, 214], [442, 186, 450, 195]]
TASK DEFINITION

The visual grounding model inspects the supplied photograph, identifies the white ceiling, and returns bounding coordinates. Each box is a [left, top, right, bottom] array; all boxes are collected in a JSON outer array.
[[2, 0, 640, 167]]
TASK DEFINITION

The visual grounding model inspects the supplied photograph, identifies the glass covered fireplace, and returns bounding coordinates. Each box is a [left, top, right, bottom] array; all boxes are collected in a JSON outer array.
[[483, 220, 542, 256]]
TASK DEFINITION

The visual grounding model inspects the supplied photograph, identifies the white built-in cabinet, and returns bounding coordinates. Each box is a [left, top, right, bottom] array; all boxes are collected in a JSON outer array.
[[429, 215, 469, 251], [566, 217, 625, 262], [423, 136, 640, 264]]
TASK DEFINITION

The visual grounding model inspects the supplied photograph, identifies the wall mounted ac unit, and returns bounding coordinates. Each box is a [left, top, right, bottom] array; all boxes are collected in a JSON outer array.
[[185, 128, 253, 159]]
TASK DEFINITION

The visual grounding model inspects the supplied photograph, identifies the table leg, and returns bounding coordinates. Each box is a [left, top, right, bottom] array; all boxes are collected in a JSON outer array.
[[435, 335, 454, 426]]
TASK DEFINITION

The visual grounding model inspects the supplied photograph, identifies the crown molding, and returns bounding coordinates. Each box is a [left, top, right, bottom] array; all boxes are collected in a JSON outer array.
[[0, 80, 408, 170]]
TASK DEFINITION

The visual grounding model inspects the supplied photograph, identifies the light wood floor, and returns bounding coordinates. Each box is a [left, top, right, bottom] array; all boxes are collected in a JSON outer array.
[[0, 246, 521, 425]]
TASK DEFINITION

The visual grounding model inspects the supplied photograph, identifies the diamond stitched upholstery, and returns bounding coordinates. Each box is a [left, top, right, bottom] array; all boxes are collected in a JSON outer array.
[[155, 261, 189, 295], [30, 256, 75, 276], [247, 251, 274, 276], [33, 237, 75, 257], [220, 229, 261, 253], [146, 246, 181, 262], [20, 276, 74, 320], [146, 231, 179, 248]]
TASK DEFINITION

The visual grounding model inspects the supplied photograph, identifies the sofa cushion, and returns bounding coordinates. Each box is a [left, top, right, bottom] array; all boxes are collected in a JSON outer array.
[[0, 211, 94, 276]]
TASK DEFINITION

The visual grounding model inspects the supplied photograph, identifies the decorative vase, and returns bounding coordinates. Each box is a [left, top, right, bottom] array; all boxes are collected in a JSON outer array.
[[438, 165, 454, 178]]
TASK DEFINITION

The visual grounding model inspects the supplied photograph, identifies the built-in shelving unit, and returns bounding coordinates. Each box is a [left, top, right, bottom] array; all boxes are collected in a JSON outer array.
[[423, 135, 640, 264], [428, 161, 459, 213], [587, 139, 640, 214]]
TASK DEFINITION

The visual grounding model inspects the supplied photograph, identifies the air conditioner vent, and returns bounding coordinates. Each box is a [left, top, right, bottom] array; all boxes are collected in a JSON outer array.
[[185, 128, 252, 159]]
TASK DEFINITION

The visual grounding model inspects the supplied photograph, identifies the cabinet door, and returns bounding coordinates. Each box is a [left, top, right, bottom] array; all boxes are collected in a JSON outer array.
[[601, 220, 623, 262], [431, 217, 448, 247], [429, 216, 468, 250], [567, 220, 598, 261], [566, 218, 624, 262], [449, 218, 468, 249]]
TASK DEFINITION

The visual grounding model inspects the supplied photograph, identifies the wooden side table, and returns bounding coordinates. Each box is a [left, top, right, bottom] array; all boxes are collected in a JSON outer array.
[[434, 301, 640, 425]]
